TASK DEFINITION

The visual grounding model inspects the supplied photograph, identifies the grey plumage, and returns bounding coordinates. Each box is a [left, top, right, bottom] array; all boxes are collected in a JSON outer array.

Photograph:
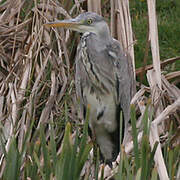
[[45, 12, 135, 165]]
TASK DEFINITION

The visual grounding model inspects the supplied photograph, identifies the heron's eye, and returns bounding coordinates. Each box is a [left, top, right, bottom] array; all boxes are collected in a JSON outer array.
[[87, 18, 93, 25]]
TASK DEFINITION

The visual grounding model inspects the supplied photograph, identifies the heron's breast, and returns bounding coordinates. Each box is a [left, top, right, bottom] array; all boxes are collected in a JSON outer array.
[[79, 41, 116, 95], [83, 87, 117, 133]]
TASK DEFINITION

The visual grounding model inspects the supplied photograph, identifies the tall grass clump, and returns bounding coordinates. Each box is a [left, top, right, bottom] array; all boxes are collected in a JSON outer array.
[[0, 111, 92, 180]]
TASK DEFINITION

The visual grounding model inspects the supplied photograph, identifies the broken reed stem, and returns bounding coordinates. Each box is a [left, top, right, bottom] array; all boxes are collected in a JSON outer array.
[[136, 56, 180, 76], [147, 0, 161, 88], [149, 125, 169, 180], [152, 98, 180, 126]]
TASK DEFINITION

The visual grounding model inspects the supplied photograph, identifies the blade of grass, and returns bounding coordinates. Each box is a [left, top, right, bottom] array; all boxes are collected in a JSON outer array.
[[3, 136, 20, 180], [70, 130, 79, 179], [77, 142, 92, 173], [49, 122, 57, 174], [151, 167, 158, 180], [130, 104, 140, 170], [116, 145, 125, 180], [147, 141, 158, 179], [40, 124, 51, 180], [135, 168, 142, 180], [20, 116, 35, 164], [124, 151, 133, 180], [140, 103, 151, 180], [168, 148, 173, 179], [55, 122, 78, 180], [0, 130, 7, 159], [140, 135, 149, 180], [164, 121, 173, 166], [100, 165, 104, 180], [142, 106, 149, 136], [75, 104, 92, 178], [95, 148, 100, 180], [33, 151, 45, 180], [61, 123, 73, 180]]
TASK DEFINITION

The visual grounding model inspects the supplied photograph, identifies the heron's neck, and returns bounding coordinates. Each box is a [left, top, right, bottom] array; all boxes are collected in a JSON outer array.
[[82, 23, 112, 51], [95, 22, 112, 45]]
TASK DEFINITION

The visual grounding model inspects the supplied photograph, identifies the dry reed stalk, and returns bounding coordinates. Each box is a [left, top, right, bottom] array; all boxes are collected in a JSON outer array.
[[149, 125, 169, 180], [146, 1, 170, 178], [37, 3, 71, 19], [37, 70, 56, 128], [53, 30, 68, 103], [32, 49, 51, 94], [88, 0, 102, 15], [152, 98, 180, 126], [147, 0, 161, 88], [110, 0, 115, 38], [146, 0, 163, 125], [0, 96, 4, 117], [0, 0, 23, 24], [131, 87, 146, 105], [70, 0, 86, 15], [147, 69, 169, 180], [147, 70, 163, 114], [112, 0, 135, 77], [136, 56, 180, 76], [162, 75, 180, 100], [165, 71, 180, 81]]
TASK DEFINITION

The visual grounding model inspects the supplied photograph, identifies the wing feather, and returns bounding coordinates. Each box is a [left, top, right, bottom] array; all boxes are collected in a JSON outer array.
[[111, 39, 136, 132]]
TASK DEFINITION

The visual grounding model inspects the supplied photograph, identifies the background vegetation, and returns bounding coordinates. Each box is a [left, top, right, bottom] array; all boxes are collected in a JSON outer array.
[[0, 0, 179, 179]]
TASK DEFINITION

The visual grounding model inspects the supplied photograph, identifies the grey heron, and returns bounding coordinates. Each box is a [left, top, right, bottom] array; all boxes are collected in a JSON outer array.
[[45, 12, 135, 166]]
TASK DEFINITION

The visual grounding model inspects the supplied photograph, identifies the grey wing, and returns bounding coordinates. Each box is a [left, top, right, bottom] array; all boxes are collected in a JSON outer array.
[[112, 40, 136, 132]]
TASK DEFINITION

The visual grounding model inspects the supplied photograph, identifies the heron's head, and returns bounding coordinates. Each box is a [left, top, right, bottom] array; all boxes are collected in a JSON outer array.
[[45, 12, 110, 39]]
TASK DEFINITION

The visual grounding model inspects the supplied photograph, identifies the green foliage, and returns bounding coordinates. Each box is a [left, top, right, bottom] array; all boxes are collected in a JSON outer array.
[[3, 137, 20, 180], [130, 104, 140, 170], [0, 102, 179, 180], [0, 114, 91, 180], [131, 0, 180, 71], [115, 103, 179, 180], [55, 106, 92, 180], [55, 121, 92, 180]]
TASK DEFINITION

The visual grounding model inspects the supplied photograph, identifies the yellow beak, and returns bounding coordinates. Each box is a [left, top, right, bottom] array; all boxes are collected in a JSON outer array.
[[44, 19, 80, 29]]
